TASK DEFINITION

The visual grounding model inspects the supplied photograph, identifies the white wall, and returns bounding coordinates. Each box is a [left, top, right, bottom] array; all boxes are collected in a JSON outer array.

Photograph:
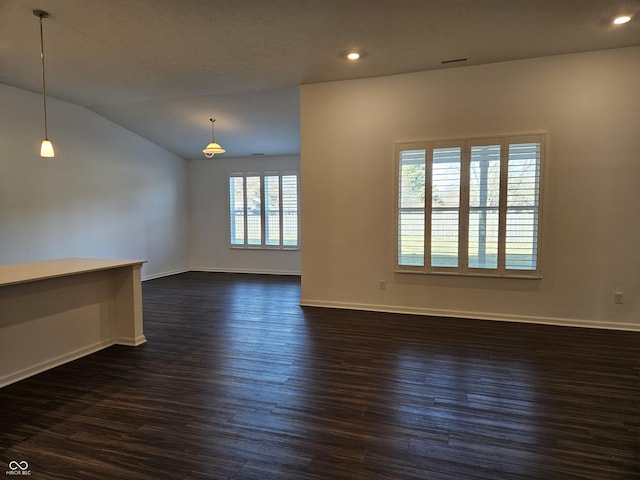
[[189, 155, 301, 274], [300, 46, 640, 330], [0, 84, 189, 279]]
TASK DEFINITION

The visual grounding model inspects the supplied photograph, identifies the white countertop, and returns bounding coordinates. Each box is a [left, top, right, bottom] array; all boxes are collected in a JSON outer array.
[[0, 258, 146, 287]]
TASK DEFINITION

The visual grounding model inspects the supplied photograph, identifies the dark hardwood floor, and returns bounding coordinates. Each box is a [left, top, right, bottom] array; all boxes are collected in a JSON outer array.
[[1, 272, 638, 479]]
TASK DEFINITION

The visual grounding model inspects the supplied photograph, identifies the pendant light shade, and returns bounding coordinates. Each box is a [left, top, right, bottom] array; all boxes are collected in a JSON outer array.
[[34, 9, 54, 158], [202, 118, 225, 158], [40, 139, 55, 157]]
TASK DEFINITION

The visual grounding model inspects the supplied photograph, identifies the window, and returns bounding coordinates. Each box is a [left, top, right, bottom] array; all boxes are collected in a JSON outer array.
[[229, 172, 299, 249], [397, 134, 544, 277]]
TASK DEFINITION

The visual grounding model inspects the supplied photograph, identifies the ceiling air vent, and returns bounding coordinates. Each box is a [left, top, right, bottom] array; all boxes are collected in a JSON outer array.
[[441, 58, 468, 64]]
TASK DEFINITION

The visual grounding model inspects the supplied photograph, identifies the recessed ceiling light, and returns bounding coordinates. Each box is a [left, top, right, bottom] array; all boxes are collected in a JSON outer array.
[[343, 49, 367, 61], [613, 15, 631, 25]]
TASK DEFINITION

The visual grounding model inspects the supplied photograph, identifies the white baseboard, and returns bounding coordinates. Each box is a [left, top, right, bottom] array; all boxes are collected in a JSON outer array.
[[191, 267, 301, 276], [113, 335, 147, 347], [0, 340, 115, 388], [142, 268, 301, 280], [0, 335, 148, 388], [142, 268, 189, 281], [299, 299, 640, 332]]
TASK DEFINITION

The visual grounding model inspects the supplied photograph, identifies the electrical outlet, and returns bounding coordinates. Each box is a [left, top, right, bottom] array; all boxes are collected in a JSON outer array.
[[614, 292, 624, 304], [379, 280, 386, 291]]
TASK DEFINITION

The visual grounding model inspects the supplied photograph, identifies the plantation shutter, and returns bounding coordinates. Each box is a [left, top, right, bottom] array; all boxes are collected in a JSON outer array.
[[396, 134, 543, 278], [468, 144, 501, 269], [281, 175, 299, 247], [431, 147, 462, 268], [506, 141, 541, 270], [398, 149, 426, 267], [229, 176, 245, 245]]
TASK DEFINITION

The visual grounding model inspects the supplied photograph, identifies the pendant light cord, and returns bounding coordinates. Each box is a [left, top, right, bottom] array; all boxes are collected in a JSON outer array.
[[38, 13, 49, 140]]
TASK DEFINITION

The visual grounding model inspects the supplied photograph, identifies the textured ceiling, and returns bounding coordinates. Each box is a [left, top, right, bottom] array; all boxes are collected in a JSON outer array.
[[1, 0, 639, 158]]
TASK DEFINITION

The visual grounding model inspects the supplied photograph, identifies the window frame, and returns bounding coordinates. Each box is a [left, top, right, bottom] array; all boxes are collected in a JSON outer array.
[[228, 171, 300, 250], [395, 134, 545, 278]]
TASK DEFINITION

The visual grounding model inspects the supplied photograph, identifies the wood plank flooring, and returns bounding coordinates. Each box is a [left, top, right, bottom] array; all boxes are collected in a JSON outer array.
[[1, 272, 638, 479]]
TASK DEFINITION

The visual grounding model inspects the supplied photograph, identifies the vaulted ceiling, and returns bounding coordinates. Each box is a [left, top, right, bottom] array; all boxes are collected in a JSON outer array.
[[1, 0, 638, 158]]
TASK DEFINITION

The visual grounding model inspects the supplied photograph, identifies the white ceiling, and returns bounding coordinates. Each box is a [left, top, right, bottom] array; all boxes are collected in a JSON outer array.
[[1, 0, 639, 159]]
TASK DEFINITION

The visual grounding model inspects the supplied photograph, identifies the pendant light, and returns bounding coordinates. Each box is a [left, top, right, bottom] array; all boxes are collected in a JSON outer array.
[[34, 9, 54, 158], [202, 118, 225, 158]]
